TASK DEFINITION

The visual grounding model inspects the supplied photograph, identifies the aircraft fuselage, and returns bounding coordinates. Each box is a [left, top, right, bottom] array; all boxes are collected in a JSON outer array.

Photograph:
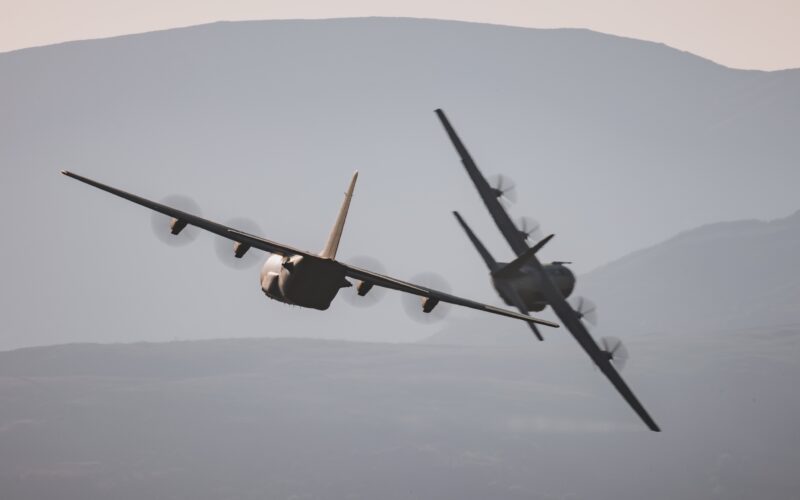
[[260, 253, 351, 310], [492, 263, 575, 312]]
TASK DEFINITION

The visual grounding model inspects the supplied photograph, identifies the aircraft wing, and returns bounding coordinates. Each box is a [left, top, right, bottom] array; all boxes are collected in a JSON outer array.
[[435, 109, 529, 257], [521, 253, 661, 432], [494, 281, 544, 341], [61, 171, 314, 258], [342, 264, 559, 329], [63, 170, 559, 330], [435, 111, 658, 430]]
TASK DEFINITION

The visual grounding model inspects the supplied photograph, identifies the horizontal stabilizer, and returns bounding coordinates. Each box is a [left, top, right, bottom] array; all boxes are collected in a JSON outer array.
[[492, 234, 554, 278], [452, 211, 499, 272], [496, 281, 545, 341]]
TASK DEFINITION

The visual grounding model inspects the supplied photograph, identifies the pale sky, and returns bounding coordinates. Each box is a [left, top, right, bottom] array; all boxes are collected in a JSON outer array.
[[2, 0, 799, 70]]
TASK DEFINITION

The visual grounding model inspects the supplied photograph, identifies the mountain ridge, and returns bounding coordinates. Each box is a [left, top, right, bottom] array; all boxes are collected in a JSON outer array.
[[578, 208, 800, 335], [585, 208, 800, 276], [1, 17, 798, 349], [5, 17, 799, 75], [425, 208, 800, 346]]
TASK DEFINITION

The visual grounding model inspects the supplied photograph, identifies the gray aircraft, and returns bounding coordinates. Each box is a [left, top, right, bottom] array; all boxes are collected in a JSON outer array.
[[434, 109, 660, 432], [61, 170, 559, 329]]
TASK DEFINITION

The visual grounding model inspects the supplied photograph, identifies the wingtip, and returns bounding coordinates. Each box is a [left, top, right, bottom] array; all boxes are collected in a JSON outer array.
[[61, 170, 71, 176], [532, 318, 559, 328]]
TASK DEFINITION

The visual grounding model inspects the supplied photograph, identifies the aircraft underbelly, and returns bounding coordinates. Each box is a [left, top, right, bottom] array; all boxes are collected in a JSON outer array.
[[499, 275, 546, 311], [516, 286, 547, 311], [281, 256, 346, 310], [261, 254, 346, 310], [495, 267, 575, 312]]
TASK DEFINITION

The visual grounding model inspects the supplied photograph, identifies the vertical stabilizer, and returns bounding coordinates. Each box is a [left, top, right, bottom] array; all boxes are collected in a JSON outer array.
[[319, 171, 358, 259]]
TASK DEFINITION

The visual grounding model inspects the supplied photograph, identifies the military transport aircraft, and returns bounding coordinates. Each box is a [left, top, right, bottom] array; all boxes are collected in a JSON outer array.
[[434, 109, 660, 432], [61, 170, 559, 330]]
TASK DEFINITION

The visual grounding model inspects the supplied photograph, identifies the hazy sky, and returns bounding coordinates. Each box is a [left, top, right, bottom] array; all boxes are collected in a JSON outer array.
[[3, 0, 799, 70], [2, 16, 798, 350]]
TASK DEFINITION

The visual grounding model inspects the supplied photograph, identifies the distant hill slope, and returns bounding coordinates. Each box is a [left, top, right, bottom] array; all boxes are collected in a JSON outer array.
[[425, 209, 800, 345], [1, 18, 798, 349], [1, 333, 799, 500], [578, 209, 800, 335]]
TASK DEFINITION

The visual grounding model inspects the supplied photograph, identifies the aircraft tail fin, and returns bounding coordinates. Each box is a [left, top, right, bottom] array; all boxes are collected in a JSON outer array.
[[453, 211, 500, 272], [319, 171, 358, 259]]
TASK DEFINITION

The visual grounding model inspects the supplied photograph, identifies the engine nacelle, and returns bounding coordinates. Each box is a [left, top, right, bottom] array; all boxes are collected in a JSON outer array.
[[233, 241, 251, 258], [356, 281, 374, 296], [170, 218, 188, 235], [421, 296, 440, 313]]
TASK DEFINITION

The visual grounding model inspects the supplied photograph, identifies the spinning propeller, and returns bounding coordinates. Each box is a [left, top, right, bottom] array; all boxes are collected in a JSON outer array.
[[213, 217, 264, 269], [570, 296, 598, 326], [569, 296, 629, 370], [517, 216, 543, 243], [598, 337, 629, 371], [150, 198, 263, 269], [401, 272, 452, 323], [150, 195, 202, 246], [341, 256, 387, 307], [487, 174, 517, 205]]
